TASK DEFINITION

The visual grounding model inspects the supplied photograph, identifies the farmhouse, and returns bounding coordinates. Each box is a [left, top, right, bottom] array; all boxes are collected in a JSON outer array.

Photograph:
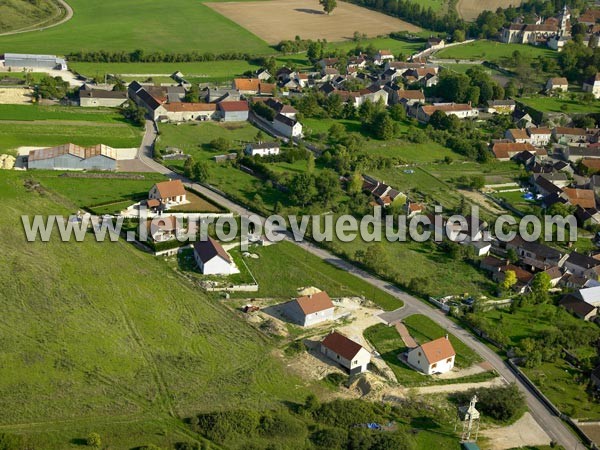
[[492, 142, 543, 161], [218, 101, 249, 122], [245, 142, 280, 157], [320, 331, 371, 375], [374, 50, 394, 65], [407, 336, 455, 375], [396, 89, 425, 107], [148, 179, 187, 205], [583, 73, 600, 99], [193, 237, 238, 275], [79, 86, 127, 107], [487, 99, 516, 114], [4, 53, 67, 70], [159, 103, 217, 122], [415, 103, 478, 123], [546, 77, 568, 92], [285, 291, 334, 327], [273, 113, 303, 138], [563, 252, 600, 277], [528, 128, 552, 147], [505, 128, 530, 143], [553, 127, 586, 145], [559, 294, 597, 321], [28, 143, 117, 171]]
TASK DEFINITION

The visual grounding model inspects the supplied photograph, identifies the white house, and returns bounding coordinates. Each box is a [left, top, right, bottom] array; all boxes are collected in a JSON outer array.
[[406, 335, 456, 375], [415, 103, 478, 123], [374, 50, 394, 65], [528, 128, 552, 147], [148, 179, 187, 205], [193, 237, 239, 275], [584, 73, 600, 99], [546, 77, 568, 92], [285, 291, 334, 326], [273, 114, 303, 138], [245, 142, 280, 157], [320, 331, 371, 375]]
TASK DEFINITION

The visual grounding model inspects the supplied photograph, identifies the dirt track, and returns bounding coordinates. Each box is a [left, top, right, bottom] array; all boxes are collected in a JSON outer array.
[[206, 0, 420, 44], [457, 0, 523, 21], [0, 0, 73, 36]]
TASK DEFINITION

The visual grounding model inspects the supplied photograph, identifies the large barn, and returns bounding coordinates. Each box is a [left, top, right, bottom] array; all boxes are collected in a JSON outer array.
[[4, 53, 67, 70], [27, 144, 117, 171]]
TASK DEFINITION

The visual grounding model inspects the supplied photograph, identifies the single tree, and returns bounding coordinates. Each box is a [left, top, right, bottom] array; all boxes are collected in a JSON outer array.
[[501, 270, 517, 291], [319, 0, 337, 15]]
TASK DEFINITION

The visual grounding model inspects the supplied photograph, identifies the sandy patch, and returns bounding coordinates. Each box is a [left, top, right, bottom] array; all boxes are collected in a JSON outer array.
[[206, 0, 420, 44], [0, 87, 32, 104], [482, 412, 551, 450]]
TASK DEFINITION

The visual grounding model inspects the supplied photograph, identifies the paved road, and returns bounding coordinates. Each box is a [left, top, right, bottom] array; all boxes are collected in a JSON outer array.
[[137, 122, 579, 449]]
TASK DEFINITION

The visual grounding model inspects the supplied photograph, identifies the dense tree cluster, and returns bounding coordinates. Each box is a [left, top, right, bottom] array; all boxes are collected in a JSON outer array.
[[119, 99, 146, 127], [67, 49, 252, 63], [453, 384, 526, 422], [34, 75, 69, 100], [433, 67, 505, 106]]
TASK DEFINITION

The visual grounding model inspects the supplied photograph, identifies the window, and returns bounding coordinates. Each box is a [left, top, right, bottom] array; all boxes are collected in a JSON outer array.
[[446, 357, 453, 363], [431, 363, 437, 369], [418, 351, 421, 356]]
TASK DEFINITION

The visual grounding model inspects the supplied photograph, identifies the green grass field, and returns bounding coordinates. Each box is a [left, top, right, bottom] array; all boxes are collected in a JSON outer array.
[[329, 37, 425, 55], [0, 171, 312, 449], [28, 170, 167, 212], [70, 60, 262, 83], [0, 0, 272, 55], [435, 40, 557, 62], [236, 240, 403, 310], [364, 315, 489, 386], [0, 104, 128, 122], [520, 96, 600, 114]]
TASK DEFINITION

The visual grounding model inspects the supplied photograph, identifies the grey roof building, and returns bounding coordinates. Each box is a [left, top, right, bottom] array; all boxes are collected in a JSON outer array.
[[4, 53, 67, 70]]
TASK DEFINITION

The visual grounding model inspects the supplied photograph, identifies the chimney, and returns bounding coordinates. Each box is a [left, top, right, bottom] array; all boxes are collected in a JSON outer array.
[[445, 334, 449, 340]]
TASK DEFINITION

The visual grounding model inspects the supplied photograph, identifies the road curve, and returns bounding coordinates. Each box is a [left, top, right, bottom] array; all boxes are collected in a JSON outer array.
[[0, 0, 73, 37], [137, 121, 580, 449]]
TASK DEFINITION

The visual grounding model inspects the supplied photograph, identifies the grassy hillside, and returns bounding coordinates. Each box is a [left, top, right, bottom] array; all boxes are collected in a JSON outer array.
[[0, 171, 311, 449], [0, 0, 272, 55], [0, 0, 65, 34]]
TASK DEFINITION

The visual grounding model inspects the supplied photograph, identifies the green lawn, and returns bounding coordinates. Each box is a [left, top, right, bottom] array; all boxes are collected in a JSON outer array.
[[520, 96, 600, 114], [70, 60, 262, 83], [0, 171, 312, 449], [302, 118, 460, 164], [0, 121, 142, 151], [435, 40, 557, 62], [156, 122, 291, 212], [364, 315, 490, 387], [28, 170, 167, 212], [328, 37, 425, 55], [237, 240, 403, 310], [0, 104, 128, 122], [0, 0, 272, 55]]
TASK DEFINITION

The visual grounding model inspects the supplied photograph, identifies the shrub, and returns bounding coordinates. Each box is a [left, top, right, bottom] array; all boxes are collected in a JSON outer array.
[[310, 427, 348, 449], [86, 432, 101, 448]]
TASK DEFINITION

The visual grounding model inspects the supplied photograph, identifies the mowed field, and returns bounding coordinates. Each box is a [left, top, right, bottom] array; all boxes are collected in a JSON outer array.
[[206, 0, 421, 44], [456, 0, 523, 21], [0, 0, 272, 55]]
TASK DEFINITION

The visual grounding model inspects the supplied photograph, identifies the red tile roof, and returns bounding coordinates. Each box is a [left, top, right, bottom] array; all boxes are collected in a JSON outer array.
[[321, 331, 364, 360], [295, 291, 333, 315], [563, 188, 596, 209], [419, 337, 455, 365], [163, 102, 216, 112], [218, 101, 249, 112], [153, 179, 186, 198]]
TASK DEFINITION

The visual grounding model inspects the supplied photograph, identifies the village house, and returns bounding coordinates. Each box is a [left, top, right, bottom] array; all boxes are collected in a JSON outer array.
[[562, 188, 596, 209], [579, 285, 600, 307], [79, 86, 127, 107], [159, 103, 217, 122], [564, 252, 600, 278], [426, 37, 445, 50], [28, 143, 117, 171], [397, 89, 425, 108], [493, 264, 535, 293], [374, 50, 394, 65], [406, 336, 456, 375], [193, 237, 239, 276], [486, 99, 516, 114], [233, 78, 260, 95], [320, 331, 371, 375], [546, 77, 568, 92], [273, 113, 303, 138], [203, 87, 241, 103], [528, 128, 552, 147], [506, 236, 568, 271], [553, 127, 587, 145], [147, 216, 186, 242], [492, 142, 544, 161], [285, 291, 335, 327], [563, 146, 600, 162], [245, 142, 280, 157], [559, 293, 597, 321], [148, 179, 187, 205], [505, 128, 531, 144], [218, 100, 249, 122], [584, 73, 600, 99], [415, 103, 478, 123]]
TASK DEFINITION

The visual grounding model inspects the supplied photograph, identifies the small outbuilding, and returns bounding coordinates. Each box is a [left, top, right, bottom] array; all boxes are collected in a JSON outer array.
[[320, 331, 371, 375]]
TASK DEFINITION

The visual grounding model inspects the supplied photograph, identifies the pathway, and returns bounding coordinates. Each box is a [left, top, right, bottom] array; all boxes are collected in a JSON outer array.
[[395, 322, 416, 348]]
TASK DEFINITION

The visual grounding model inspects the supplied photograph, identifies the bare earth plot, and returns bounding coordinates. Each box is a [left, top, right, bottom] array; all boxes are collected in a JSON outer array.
[[457, 0, 523, 21], [206, 0, 421, 44]]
